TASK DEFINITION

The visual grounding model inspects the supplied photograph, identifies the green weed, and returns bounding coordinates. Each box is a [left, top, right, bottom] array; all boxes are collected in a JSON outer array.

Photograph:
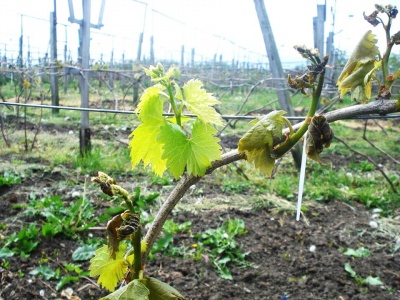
[[344, 262, 383, 286], [0, 171, 21, 187], [29, 262, 88, 291], [0, 223, 40, 258], [24, 194, 97, 238], [342, 247, 371, 258], [194, 218, 251, 280], [150, 219, 193, 258]]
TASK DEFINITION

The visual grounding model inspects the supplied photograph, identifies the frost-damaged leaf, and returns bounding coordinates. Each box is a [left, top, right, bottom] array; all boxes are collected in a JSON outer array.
[[142, 277, 185, 300], [178, 79, 223, 126], [129, 87, 167, 176], [157, 119, 221, 179], [101, 279, 150, 300], [238, 110, 287, 177], [89, 244, 129, 292], [337, 30, 380, 102], [306, 115, 333, 163]]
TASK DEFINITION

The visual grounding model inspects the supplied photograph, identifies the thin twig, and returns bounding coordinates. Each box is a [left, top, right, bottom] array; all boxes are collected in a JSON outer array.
[[0, 109, 11, 147], [30, 92, 44, 151], [334, 135, 397, 193], [217, 80, 262, 135], [362, 120, 400, 164], [372, 119, 388, 135], [230, 98, 279, 128]]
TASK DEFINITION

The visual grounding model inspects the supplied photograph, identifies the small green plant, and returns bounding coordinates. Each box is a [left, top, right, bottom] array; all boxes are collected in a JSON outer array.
[[72, 243, 101, 261], [344, 262, 383, 286], [29, 262, 88, 291], [90, 172, 184, 299], [0, 171, 21, 187], [150, 220, 193, 258], [343, 247, 371, 258], [349, 161, 375, 172], [221, 178, 252, 194], [0, 223, 40, 258], [194, 218, 251, 280], [24, 194, 97, 238]]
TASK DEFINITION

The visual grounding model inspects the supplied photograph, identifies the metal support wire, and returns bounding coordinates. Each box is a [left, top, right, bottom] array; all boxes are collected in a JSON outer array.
[[1, 101, 399, 121]]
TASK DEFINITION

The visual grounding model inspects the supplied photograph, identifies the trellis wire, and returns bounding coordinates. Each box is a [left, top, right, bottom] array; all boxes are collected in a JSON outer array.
[[1, 102, 400, 121]]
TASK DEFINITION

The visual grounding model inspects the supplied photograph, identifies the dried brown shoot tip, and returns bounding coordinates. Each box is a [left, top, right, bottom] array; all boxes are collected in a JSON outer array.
[[91, 171, 117, 197]]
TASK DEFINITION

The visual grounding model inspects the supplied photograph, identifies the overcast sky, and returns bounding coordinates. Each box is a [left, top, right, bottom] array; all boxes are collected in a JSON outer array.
[[0, 0, 399, 67]]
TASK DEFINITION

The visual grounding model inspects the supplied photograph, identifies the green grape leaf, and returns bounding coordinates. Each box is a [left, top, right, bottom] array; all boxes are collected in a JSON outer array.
[[157, 119, 221, 179], [244, 147, 276, 177], [134, 85, 164, 119], [130, 86, 167, 176], [142, 277, 185, 300], [337, 30, 380, 102], [89, 244, 129, 292], [101, 279, 150, 300], [238, 111, 287, 176], [178, 79, 223, 126]]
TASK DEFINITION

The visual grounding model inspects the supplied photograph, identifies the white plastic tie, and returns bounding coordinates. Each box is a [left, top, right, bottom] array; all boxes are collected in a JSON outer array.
[[296, 132, 307, 221]]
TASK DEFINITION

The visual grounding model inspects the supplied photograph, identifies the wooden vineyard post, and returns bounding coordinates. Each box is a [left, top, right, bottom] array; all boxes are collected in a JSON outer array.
[[50, 3, 60, 114], [68, 0, 105, 156], [253, 0, 301, 169]]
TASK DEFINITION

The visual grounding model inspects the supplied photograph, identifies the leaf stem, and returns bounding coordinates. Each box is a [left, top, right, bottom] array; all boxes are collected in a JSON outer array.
[[165, 82, 181, 127], [273, 68, 325, 157], [382, 16, 394, 87]]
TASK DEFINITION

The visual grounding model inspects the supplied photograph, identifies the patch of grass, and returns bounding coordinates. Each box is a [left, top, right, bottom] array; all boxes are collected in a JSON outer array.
[[72, 145, 132, 175], [305, 163, 399, 211], [221, 177, 253, 194], [270, 174, 297, 199], [349, 160, 375, 172]]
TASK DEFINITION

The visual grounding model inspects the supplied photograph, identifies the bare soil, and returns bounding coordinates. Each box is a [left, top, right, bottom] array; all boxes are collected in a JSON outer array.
[[0, 118, 399, 300], [1, 168, 400, 300]]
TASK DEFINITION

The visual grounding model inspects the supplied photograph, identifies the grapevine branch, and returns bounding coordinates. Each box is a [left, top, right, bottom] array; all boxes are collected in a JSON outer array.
[[142, 99, 399, 263]]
